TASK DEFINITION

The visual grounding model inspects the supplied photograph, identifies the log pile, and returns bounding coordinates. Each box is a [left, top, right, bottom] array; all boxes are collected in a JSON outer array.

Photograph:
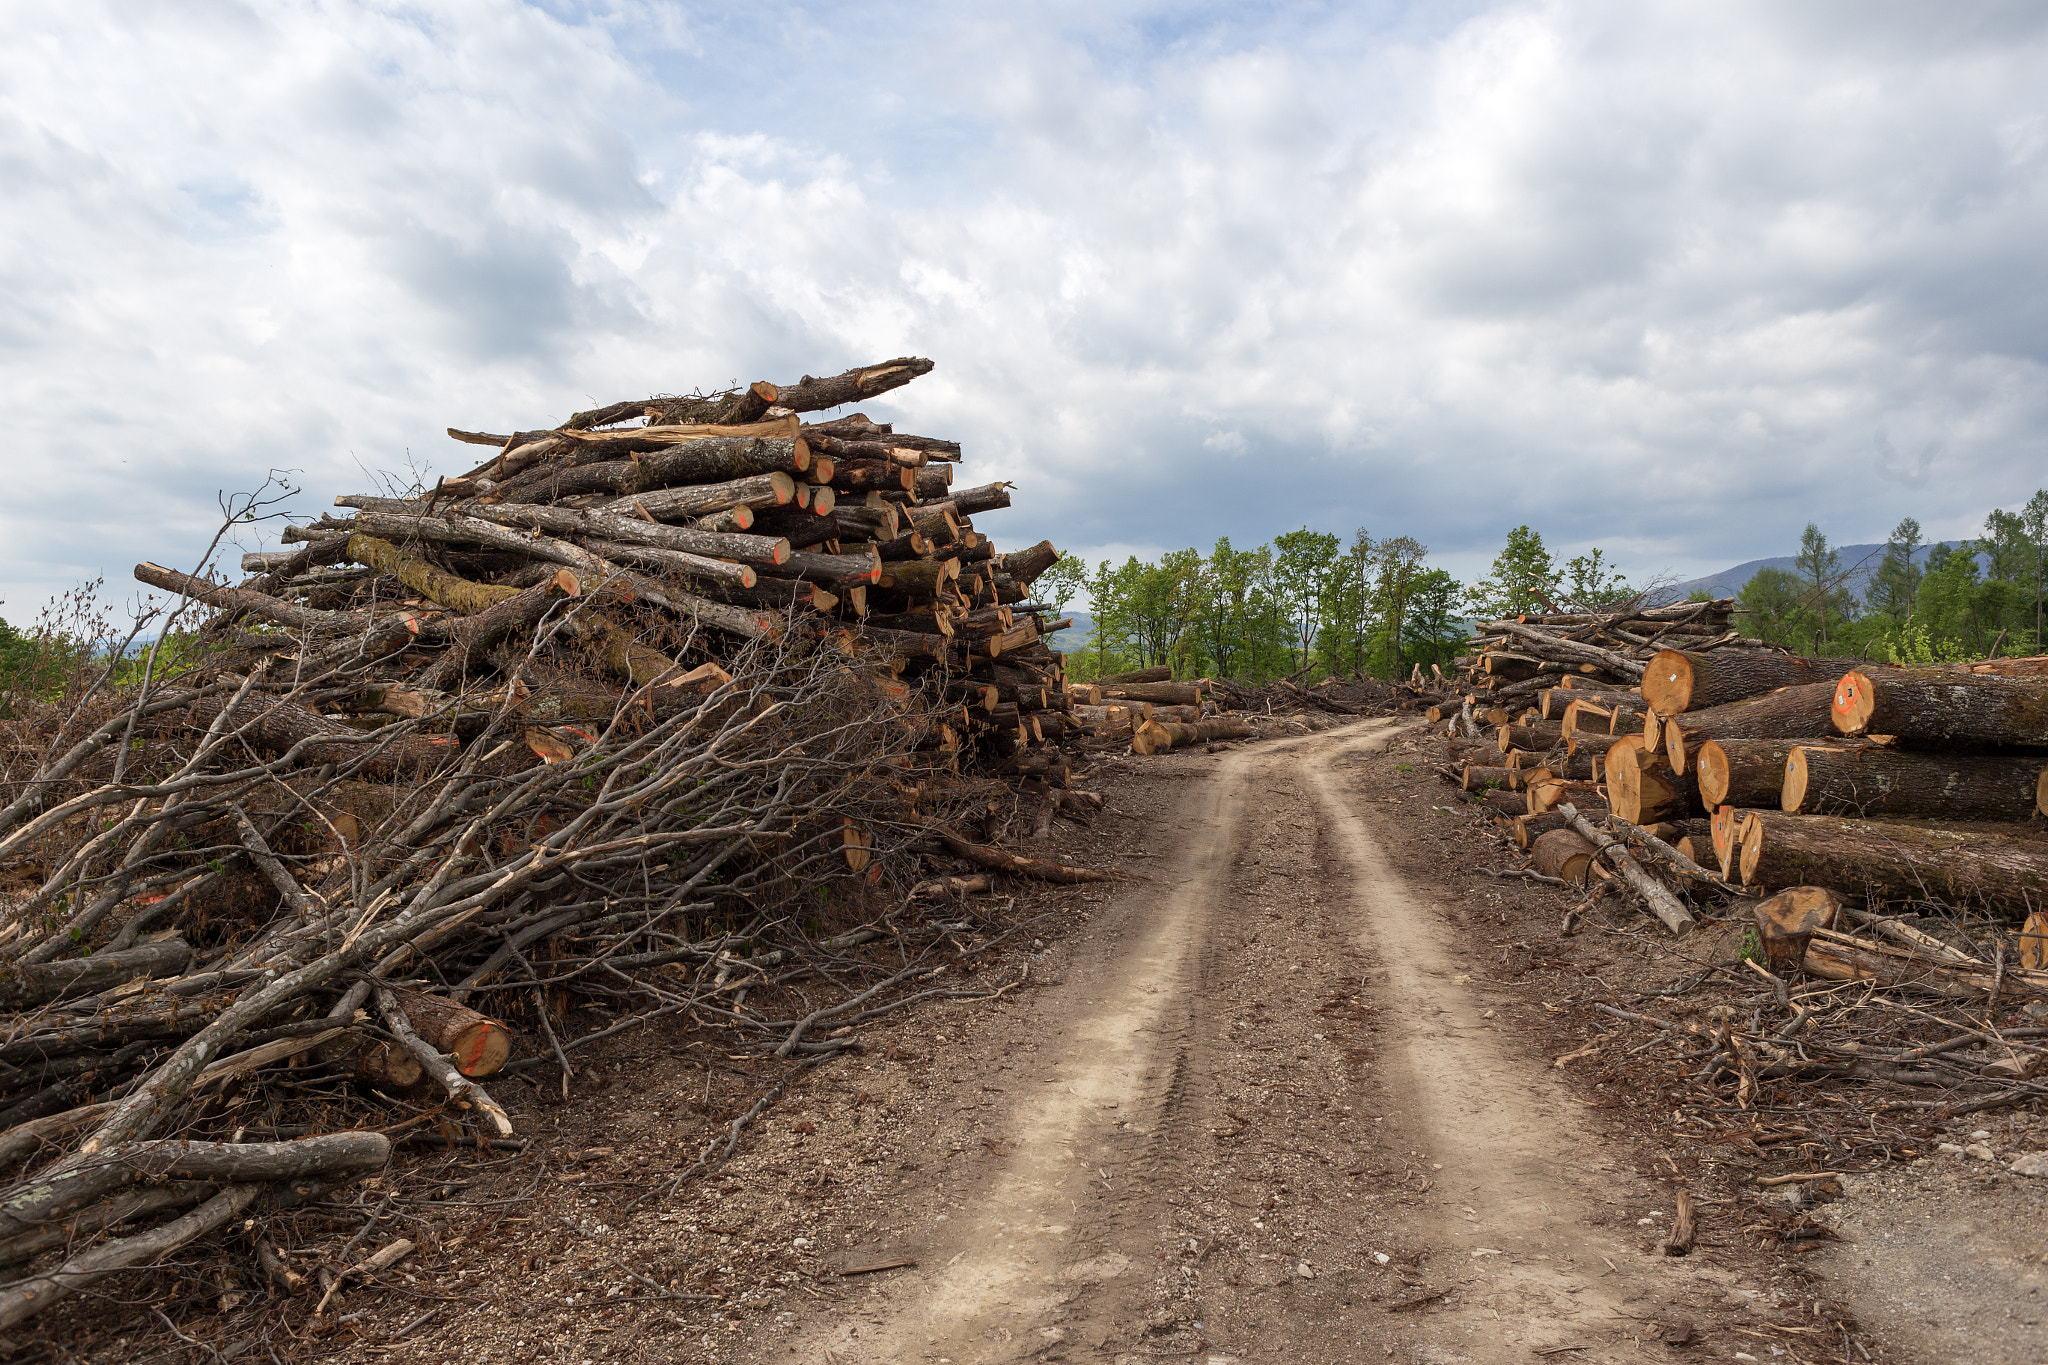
[[0, 356, 1107, 1339], [1430, 597, 2048, 937]]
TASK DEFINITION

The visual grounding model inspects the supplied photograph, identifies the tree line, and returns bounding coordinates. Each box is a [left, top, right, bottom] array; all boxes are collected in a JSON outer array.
[[1036, 526, 1634, 683], [1741, 489, 2048, 662]]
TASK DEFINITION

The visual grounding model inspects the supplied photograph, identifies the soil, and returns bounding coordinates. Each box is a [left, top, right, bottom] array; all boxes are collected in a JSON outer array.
[[52, 716, 2048, 1363]]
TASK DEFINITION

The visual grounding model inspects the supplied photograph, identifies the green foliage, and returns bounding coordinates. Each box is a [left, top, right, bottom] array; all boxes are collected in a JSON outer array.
[[1068, 526, 1472, 683], [1864, 517, 1924, 622], [1560, 548, 1631, 611], [1466, 526, 1558, 620], [1875, 620, 1971, 666], [1739, 927, 1762, 964]]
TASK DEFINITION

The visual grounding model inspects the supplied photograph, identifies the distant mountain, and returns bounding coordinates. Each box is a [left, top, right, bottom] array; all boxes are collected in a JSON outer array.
[[1662, 541, 1971, 604]]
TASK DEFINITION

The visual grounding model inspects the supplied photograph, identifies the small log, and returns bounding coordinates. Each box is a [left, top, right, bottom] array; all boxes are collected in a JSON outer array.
[[376, 990, 514, 1134], [387, 986, 511, 1077], [0, 940, 192, 1010], [1531, 828, 1598, 882], [1603, 739, 1688, 825], [1555, 804, 1695, 936], [1738, 812, 2048, 912], [1696, 738, 1841, 811], [932, 829, 1113, 883], [1663, 1190, 1696, 1256]]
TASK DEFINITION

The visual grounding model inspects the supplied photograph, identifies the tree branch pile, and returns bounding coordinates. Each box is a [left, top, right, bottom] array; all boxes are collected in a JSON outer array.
[[0, 356, 1104, 1340]]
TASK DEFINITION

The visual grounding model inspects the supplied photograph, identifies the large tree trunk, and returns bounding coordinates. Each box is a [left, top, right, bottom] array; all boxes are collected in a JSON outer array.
[[1640, 648, 1871, 715], [1783, 745, 2048, 821], [1831, 668, 2048, 747], [1654, 681, 1841, 773], [1694, 738, 1845, 811], [1738, 811, 2048, 913]]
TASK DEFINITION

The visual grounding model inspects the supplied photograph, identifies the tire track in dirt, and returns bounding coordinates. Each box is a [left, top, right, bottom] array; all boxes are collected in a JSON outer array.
[[782, 721, 1699, 1363]]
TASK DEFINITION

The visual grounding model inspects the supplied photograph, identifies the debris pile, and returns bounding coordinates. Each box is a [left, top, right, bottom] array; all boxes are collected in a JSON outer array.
[[0, 357, 1105, 1338]]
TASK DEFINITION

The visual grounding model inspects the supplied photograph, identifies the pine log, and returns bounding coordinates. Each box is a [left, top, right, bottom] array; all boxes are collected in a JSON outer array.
[[1831, 668, 2048, 747], [1641, 649, 1872, 715], [995, 540, 1059, 584], [1649, 683, 1841, 767], [481, 434, 809, 502], [1462, 764, 1520, 791], [351, 510, 754, 591], [1105, 681, 1205, 705], [1738, 811, 2048, 912], [1098, 665, 1173, 685], [1754, 886, 1840, 974], [1783, 745, 2048, 821], [758, 547, 882, 587], [1531, 828, 1598, 882], [462, 502, 789, 568]]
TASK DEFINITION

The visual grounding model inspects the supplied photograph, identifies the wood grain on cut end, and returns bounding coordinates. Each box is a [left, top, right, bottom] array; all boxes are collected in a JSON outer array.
[[1832, 670, 1877, 734]]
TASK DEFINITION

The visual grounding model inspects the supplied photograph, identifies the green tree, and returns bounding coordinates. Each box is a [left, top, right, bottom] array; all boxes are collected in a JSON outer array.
[[1559, 548, 1631, 612], [1369, 534, 1428, 674], [1467, 526, 1559, 620], [2024, 490, 2048, 653], [1864, 517, 1924, 622], [1406, 568, 1465, 669], [1196, 537, 1273, 680], [1739, 566, 1807, 648], [1792, 522, 1857, 652], [1037, 556, 1085, 618], [1315, 530, 1377, 680], [1271, 528, 1341, 674]]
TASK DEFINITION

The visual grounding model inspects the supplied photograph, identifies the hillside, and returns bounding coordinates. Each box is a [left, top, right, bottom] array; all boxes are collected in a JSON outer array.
[[1663, 540, 1969, 602]]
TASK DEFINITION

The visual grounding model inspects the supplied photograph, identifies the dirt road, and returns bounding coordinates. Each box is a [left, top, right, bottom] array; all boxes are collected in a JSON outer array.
[[774, 719, 1744, 1363]]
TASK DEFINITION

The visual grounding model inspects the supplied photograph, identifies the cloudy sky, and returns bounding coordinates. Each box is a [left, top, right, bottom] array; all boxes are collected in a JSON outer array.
[[4, 0, 2046, 622]]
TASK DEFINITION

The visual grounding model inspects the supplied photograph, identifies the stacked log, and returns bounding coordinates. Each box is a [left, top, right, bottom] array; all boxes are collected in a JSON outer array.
[[202, 357, 1079, 785], [1431, 598, 2048, 928]]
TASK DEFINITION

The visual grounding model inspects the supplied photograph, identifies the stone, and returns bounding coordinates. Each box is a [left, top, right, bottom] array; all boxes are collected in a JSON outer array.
[[2009, 1152, 2048, 1178]]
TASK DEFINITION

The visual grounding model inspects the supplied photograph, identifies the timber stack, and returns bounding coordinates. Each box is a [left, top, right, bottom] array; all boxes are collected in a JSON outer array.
[[1430, 599, 2048, 966], [159, 356, 1080, 786]]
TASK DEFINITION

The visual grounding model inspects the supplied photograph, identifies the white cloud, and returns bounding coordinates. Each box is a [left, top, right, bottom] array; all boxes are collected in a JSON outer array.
[[3, 0, 2046, 622]]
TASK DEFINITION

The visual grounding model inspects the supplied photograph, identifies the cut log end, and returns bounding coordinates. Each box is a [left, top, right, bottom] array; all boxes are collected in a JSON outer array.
[[1831, 669, 1877, 734], [1641, 649, 1694, 716]]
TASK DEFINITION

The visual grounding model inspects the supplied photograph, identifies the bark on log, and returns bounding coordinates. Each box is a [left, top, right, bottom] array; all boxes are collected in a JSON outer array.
[[0, 940, 191, 1010], [1832, 668, 2048, 747], [462, 502, 789, 568], [354, 509, 754, 590], [1738, 811, 2048, 913], [1650, 683, 1841, 765], [1105, 681, 1205, 705], [1531, 828, 1598, 882], [1098, 665, 1173, 685], [1783, 745, 2048, 821], [376, 990, 513, 1136], [344, 535, 521, 615], [1695, 738, 1848, 811], [1525, 777, 1606, 818], [774, 358, 934, 412], [386, 986, 511, 1077], [1132, 719, 1252, 754], [136, 562, 396, 636], [995, 540, 1059, 584], [1641, 649, 1872, 715], [932, 829, 1113, 883], [597, 471, 796, 521]]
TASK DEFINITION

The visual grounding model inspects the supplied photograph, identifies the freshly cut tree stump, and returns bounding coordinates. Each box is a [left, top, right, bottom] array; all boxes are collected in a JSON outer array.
[[388, 987, 511, 1077], [1642, 649, 1873, 715], [1753, 886, 1841, 974], [1697, 738, 1850, 811], [1832, 668, 2048, 747], [1737, 812, 2048, 912], [1531, 828, 1599, 883], [1783, 746, 2048, 821]]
